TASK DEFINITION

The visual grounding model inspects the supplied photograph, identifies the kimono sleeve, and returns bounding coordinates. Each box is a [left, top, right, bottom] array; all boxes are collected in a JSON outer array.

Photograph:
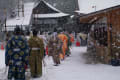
[[5, 39, 12, 66], [39, 38, 44, 59], [23, 38, 30, 66]]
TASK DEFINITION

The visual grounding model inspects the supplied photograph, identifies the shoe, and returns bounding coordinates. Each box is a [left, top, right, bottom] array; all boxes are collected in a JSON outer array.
[[32, 75, 37, 78], [58, 62, 60, 64], [36, 75, 42, 78], [67, 54, 70, 57], [54, 64, 58, 66]]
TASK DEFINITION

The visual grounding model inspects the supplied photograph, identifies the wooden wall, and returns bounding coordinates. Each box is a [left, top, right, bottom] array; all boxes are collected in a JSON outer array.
[[80, 7, 120, 63]]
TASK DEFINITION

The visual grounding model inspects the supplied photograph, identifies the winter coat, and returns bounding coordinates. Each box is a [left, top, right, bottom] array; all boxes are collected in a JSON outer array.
[[28, 36, 44, 77], [5, 35, 29, 80]]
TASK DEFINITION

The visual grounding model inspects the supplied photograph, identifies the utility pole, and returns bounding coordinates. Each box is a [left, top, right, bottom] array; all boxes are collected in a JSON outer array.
[[75, 0, 79, 11], [4, 8, 8, 41], [4, 8, 7, 33], [78, 0, 80, 11], [18, 0, 24, 17]]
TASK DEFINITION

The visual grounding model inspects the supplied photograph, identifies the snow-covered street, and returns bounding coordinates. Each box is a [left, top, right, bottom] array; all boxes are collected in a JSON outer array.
[[1, 47, 120, 80], [34, 47, 120, 80]]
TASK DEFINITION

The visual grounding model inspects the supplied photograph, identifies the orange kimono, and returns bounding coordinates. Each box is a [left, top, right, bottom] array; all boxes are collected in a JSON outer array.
[[58, 34, 68, 59], [70, 34, 74, 43]]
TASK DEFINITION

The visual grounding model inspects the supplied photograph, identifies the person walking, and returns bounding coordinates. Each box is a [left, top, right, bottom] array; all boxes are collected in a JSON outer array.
[[58, 32, 68, 60], [5, 27, 29, 80], [28, 29, 44, 78], [48, 29, 62, 66], [64, 31, 72, 56]]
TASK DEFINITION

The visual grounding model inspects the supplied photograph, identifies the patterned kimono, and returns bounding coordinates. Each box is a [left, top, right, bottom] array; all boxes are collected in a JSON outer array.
[[28, 36, 44, 77], [48, 36, 62, 65], [5, 35, 29, 80]]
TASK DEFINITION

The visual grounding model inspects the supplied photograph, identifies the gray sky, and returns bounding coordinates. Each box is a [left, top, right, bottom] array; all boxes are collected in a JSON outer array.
[[78, 0, 120, 13]]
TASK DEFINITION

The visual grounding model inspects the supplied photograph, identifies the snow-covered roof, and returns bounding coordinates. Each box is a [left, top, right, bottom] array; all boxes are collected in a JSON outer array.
[[33, 0, 69, 18], [6, 2, 34, 26], [34, 13, 69, 18], [34, 0, 61, 13], [74, 10, 81, 13]]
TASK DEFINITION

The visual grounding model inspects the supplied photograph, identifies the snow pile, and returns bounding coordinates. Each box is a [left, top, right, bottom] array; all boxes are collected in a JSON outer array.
[[0, 50, 5, 68]]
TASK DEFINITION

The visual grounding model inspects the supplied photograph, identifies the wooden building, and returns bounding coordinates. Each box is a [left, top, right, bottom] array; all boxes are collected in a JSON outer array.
[[79, 5, 120, 64], [32, 0, 69, 32]]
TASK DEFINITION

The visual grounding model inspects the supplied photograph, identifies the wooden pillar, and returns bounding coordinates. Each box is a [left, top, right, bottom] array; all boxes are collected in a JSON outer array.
[[22, 1, 24, 17], [106, 12, 112, 63], [18, 0, 20, 17], [4, 8, 7, 32]]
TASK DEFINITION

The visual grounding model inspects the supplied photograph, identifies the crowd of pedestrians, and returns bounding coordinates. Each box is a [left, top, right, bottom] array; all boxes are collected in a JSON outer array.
[[5, 27, 74, 80]]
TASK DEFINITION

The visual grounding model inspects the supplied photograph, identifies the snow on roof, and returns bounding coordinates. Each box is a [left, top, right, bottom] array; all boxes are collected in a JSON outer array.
[[6, 2, 34, 26], [42, 0, 61, 13], [34, 13, 69, 18], [34, 0, 69, 18], [34, 0, 61, 13]]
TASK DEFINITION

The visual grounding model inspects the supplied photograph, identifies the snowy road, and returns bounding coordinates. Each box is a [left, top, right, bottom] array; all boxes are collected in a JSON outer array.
[[1, 47, 120, 80], [35, 47, 120, 80]]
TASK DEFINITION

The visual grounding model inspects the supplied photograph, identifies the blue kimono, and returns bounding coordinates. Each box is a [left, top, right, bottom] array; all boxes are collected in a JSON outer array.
[[5, 35, 29, 80]]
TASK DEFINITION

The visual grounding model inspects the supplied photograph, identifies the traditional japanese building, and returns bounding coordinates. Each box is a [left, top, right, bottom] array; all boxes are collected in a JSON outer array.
[[44, 0, 79, 15], [32, 0, 69, 32], [0, 0, 18, 41], [3, 2, 34, 32], [0, 0, 17, 20], [79, 5, 120, 64]]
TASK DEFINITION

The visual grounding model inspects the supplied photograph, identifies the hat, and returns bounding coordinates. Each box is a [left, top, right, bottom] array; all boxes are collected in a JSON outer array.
[[32, 29, 38, 36], [14, 26, 21, 35], [53, 28, 57, 32]]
